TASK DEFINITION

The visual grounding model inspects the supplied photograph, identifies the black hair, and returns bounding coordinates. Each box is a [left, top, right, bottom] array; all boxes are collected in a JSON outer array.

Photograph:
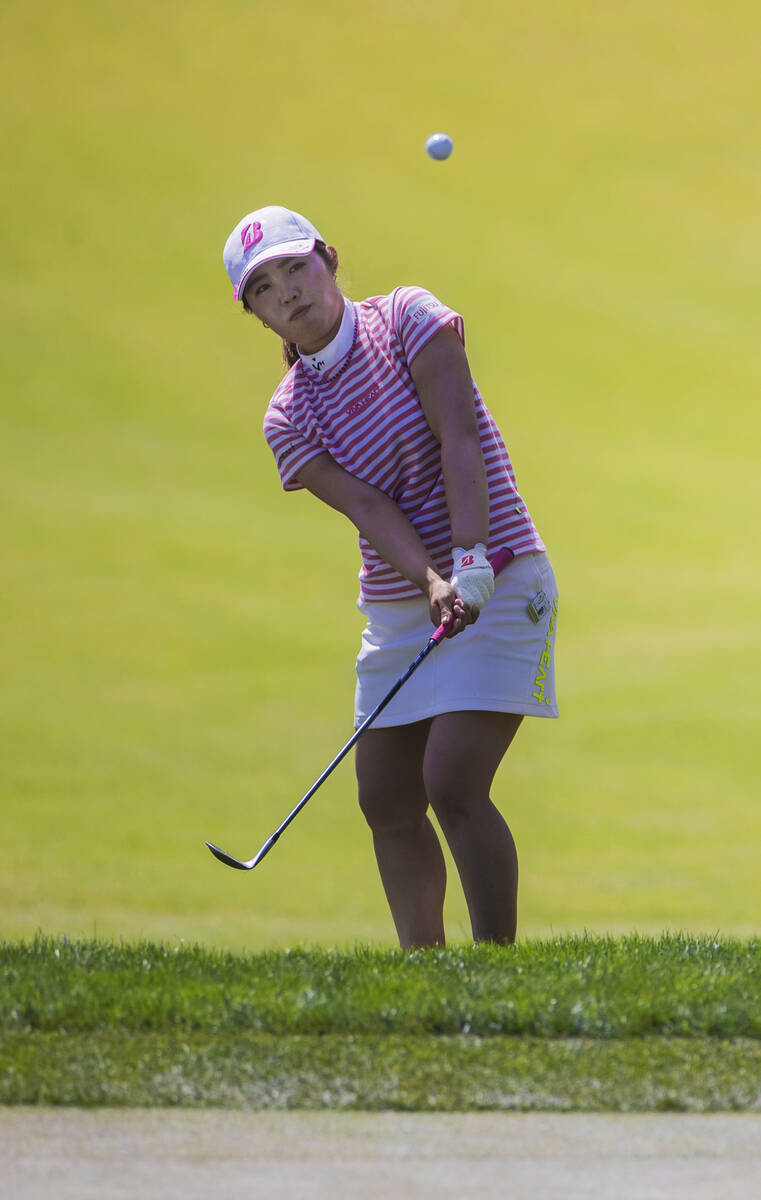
[[241, 241, 338, 371]]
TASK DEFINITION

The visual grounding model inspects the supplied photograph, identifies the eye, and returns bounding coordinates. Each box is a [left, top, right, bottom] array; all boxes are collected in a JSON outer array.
[[254, 282, 269, 295], [289, 261, 305, 274]]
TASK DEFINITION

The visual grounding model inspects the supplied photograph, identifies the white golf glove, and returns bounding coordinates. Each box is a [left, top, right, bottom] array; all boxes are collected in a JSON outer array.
[[451, 543, 495, 610]]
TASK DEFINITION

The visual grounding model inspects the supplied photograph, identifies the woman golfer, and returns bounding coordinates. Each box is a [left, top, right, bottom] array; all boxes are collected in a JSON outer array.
[[223, 205, 559, 949]]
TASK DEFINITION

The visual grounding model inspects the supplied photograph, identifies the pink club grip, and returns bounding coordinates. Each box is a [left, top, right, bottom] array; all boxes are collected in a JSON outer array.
[[488, 546, 515, 577], [430, 623, 453, 645], [431, 547, 515, 644]]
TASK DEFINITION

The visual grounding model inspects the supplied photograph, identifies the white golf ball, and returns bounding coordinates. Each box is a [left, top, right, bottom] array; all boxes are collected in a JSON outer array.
[[426, 132, 453, 161]]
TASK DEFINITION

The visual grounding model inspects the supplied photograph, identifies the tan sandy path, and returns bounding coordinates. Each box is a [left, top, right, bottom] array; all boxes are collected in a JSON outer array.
[[1, 1110, 760, 1199]]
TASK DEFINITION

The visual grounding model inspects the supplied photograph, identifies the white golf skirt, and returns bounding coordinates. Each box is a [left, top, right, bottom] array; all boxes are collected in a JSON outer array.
[[354, 551, 559, 728]]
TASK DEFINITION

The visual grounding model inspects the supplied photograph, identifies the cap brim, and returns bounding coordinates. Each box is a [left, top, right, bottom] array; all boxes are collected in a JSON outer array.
[[234, 237, 316, 301]]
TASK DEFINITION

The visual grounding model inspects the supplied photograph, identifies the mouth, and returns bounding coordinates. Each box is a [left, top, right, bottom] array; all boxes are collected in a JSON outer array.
[[290, 304, 311, 322]]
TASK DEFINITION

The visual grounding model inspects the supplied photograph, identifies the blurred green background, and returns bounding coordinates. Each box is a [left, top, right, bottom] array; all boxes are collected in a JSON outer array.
[[1, 1, 759, 949]]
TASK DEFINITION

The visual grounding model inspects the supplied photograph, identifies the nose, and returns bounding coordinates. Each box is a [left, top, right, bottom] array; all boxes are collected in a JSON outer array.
[[277, 279, 299, 306]]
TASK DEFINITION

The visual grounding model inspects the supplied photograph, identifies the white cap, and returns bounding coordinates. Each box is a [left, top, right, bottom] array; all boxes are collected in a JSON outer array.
[[223, 205, 325, 302]]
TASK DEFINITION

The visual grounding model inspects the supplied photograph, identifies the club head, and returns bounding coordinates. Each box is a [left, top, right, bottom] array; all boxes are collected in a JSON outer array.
[[205, 841, 256, 870]]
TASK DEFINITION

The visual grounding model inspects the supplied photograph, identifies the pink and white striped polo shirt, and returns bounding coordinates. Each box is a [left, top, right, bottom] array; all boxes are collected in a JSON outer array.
[[263, 286, 546, 602]]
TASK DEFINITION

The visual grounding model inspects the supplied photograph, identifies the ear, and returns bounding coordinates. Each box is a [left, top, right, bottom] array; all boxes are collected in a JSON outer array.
[[325, 244, 339, 276]]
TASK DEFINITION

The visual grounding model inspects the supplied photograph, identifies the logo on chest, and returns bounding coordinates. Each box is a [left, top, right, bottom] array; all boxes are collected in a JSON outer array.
[[344, 383, 381, 418]]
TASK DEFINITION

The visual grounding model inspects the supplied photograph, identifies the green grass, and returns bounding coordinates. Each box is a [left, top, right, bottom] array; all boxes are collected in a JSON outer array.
[[1, 1, 760, 951], [7, 1032, 761, 1112], [5, 934, 760, 1037], [3, 935, 761, 1110]]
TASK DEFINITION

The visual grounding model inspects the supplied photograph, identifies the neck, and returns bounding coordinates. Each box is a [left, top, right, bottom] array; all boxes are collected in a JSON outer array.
[[298, 297, 355, 375], [299, 298, 344, 354]]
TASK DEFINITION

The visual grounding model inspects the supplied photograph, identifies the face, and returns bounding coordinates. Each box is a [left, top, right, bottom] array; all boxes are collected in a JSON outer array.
[[242, 250, 343, 352]]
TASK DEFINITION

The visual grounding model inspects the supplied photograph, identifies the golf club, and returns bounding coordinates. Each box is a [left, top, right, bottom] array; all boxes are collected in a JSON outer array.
[[206, 546, 515, 871]]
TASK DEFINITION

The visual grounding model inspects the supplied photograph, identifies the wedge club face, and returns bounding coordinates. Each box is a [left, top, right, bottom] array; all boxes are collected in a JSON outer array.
[[205, 841, 255, 870], [205, 838, 272, 871]]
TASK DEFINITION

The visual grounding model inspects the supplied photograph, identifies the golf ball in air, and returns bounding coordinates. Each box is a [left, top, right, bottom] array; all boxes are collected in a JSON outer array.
[[426, 132, 453, 161]]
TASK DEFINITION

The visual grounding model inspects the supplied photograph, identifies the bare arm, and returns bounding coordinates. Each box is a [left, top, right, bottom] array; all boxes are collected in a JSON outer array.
[[409, 324, 489, 551], [296, 453, 469, 634]]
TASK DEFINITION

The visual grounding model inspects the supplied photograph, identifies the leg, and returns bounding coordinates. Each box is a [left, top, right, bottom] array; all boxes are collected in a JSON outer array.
[[355, 720, 447, 950], [424, 711, 523, 944]]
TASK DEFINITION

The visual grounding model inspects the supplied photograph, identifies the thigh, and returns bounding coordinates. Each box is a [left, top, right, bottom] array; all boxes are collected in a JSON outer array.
[[355, 720, 431, 830], [424, 711, 523, 809]]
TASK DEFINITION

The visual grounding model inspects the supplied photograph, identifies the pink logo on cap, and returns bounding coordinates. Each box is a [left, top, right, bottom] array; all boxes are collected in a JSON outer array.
[[241, 221, 263, 254]]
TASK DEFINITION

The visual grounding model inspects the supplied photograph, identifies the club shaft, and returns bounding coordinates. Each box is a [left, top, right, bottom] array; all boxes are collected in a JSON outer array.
[[254, 637, 437, 863]]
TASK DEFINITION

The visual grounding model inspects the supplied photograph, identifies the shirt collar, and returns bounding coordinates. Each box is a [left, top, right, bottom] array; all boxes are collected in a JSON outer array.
[[298, 297, 355, 373]]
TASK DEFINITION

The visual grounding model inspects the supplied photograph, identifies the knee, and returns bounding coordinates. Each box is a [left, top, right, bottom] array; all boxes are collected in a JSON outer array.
[[357, 776, 428, 837], [424, 765, 481, 829]]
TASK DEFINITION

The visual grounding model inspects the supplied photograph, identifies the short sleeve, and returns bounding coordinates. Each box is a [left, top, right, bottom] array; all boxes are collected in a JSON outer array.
[[391, 286, 465, 366], [263, 404, 327, 492]]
